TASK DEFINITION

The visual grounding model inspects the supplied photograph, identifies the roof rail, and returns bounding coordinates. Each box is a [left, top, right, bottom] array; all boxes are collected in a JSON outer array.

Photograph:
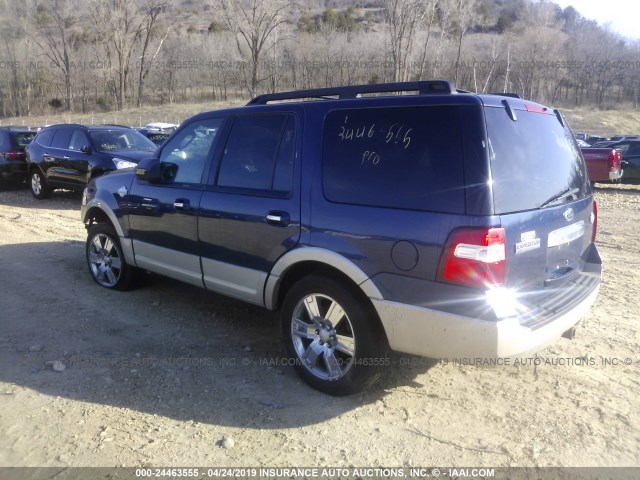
[[488, 92, 521, 99], [247, 80, 458, 105]]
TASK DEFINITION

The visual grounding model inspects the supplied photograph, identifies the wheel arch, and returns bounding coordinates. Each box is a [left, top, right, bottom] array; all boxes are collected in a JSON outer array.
[[82, 201, 135, 266], [265, 247, 384, 311]]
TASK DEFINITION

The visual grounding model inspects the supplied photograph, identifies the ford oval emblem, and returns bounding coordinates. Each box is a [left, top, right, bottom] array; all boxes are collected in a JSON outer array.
[[563, 208, 574, 222]]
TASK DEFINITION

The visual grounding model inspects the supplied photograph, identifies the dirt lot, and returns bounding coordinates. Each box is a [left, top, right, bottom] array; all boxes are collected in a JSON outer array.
[[0, 183, 639, 470]]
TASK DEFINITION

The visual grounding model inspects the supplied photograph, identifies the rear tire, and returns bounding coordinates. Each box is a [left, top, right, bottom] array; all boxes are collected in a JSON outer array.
[[30, 169, 52, 199], [86, 223, 144, 291], [281, 274, 388, 395]]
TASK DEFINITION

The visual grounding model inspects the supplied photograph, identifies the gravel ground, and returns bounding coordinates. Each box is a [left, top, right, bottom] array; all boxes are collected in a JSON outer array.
[[0, 183, 638, 470]]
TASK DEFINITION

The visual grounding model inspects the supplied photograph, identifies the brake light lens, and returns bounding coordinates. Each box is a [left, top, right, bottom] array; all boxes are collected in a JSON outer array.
[[5, 149, 24, 160], [591, 200, 598, 243], [609, 150, 622, 171], [438, 227, 507, 288]]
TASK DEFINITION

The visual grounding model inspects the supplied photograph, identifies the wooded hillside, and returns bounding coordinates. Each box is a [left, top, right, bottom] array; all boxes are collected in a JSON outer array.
[[0, 0, 638, 117]]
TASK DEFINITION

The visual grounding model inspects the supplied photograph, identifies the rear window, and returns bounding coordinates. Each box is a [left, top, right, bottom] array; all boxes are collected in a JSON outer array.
[[11, 132, 35, 147], [322, 106, 465, 213], [485, 106, 589, 214]]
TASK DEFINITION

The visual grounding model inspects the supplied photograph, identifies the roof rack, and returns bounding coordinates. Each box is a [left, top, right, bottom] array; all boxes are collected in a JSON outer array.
[[488, 92, 521, 99], [248, 80, 458, 105]]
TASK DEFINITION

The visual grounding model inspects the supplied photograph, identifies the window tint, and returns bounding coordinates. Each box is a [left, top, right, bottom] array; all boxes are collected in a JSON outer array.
[[322, 106, 465, 213], [50, 129, 73, 149], [35, 129, 56, 148], [217, 114, 294, 192], [625, 142, 640, 156], [10, 132, 35, 147], [0, 132, 9, 151], [159, 118, 222, 184], [69, 129, 90, 151], [485, 107, 589, 214]]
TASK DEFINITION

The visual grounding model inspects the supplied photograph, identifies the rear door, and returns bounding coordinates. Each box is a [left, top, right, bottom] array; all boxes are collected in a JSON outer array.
[[45, 127, 73, 184], [484, 104, 595, 296], [128, 117, 225, 287], [198, 111, 301, 305]]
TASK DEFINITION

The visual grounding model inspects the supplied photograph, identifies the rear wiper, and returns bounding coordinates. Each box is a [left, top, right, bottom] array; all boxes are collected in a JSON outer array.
[[539, 187, 580, 208]]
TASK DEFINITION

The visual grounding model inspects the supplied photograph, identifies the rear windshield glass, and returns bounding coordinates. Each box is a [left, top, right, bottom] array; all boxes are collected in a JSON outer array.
[[322, 106, 465, 214], [89, 129, 157, 153], [11, 132, 36, 147], [485, 106, 589, 214]]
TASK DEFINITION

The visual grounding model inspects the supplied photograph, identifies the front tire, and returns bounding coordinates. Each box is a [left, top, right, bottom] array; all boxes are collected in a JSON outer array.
[[30, 169, 52, 199], [86, 223, 143, 291], [281, 274, 388, 395]]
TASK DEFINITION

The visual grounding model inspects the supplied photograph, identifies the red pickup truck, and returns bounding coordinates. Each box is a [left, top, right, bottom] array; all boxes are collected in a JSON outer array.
[[580, 147, 623, 185]]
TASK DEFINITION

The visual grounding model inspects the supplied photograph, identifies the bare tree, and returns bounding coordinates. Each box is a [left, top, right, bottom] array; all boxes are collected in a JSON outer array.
[[445, 0, 478, 85], [137, 1, 172, 107], [216, 0, 297, 96], [90, 0, 169, 110], [31, 0, 78, 111], [383, 0, 426, 83]]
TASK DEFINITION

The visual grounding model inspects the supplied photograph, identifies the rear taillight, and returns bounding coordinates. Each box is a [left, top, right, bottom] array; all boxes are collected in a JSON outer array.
[[609, 150, 622, 171], [437, 227, 506, 288], [4, 149, 24, 160], [591, 200, 598, 243]]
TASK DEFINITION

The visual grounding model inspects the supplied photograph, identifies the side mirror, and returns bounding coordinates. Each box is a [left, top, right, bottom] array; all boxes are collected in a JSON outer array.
[[81, 145, 91, 154], [135, 157, 177, 183]]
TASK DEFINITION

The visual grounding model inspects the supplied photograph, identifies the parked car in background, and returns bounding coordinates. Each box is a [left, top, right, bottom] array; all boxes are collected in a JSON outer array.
[[81, 81, 601, 395], [609, 135, 639, 142], [585, 135, 607, 145], [143, 122, 178, 133], [608, 140, 640, 182], [580, 145, 623, 185], [0, 127, 36, 187], [136, 127, 171, 146], [26, 124, 157, 199]]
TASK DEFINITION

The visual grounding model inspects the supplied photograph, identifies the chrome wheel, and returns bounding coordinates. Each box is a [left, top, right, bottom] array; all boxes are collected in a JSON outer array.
[[291, 293, 356, 381], [87, 232, 123, 288], [31, 173, 42, 195]]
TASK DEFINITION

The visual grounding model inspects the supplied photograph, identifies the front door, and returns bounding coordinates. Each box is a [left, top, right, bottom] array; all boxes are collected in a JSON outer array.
[[127, 118, 225, 287]]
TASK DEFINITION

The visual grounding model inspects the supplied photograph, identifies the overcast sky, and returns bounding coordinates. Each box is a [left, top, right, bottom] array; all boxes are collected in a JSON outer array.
[[555, 0, 640, 40]]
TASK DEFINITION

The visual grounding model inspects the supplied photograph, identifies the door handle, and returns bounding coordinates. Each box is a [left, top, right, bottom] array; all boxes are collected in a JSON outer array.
[[62, 156, 70, 160], [173, 199, 190, 210], [44, 154, 54, 163], [266, 211, 290, 226]]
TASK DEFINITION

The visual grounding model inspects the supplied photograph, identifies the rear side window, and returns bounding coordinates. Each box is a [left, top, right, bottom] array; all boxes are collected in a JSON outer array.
[[485, 107, 589, 214], [322, 106, 465, 213], [217, 114, 295, 193], [35, 129, 55, 147], [51, 129, 73, 149]]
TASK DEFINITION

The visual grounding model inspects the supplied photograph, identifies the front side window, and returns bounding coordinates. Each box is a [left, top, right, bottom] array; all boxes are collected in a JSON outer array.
[[159, 118, 223, 184], [216, 114, 295, 193], [69, 130, 90, 151]]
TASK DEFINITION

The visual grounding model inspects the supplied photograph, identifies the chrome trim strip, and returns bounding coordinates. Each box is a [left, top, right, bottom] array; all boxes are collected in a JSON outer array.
[[548, 221, 585, 247]]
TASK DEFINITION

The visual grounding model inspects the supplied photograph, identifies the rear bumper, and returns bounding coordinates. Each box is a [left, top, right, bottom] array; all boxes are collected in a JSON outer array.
[[372, 272, 601, 359], [609, 169, 623, 181]]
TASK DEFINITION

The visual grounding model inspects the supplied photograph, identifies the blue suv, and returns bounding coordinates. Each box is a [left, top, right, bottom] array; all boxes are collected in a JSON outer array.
[[81, 81, 602, 395]]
